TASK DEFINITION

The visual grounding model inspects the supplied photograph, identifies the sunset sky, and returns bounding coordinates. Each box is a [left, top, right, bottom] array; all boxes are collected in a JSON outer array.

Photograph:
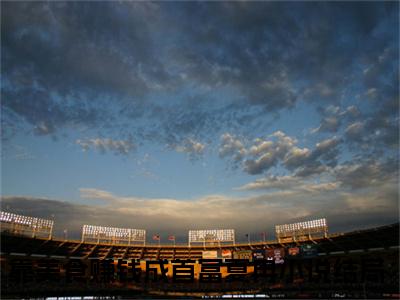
[[1, 1, 398, 243]]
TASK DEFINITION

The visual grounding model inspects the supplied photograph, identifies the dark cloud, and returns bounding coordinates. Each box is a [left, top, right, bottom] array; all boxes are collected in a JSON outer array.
[[335, 157, 398, 190], [344, 104, 399, 154], [239, 155, 398, 203], [1, 2, 158, 96], [1, 1, 397, 148], [0, 196, 195, 241], [312, 105, 361, 134], [1, 197, 88, 239], [1, 1, 158, 140], [176, 2, 390, 107]]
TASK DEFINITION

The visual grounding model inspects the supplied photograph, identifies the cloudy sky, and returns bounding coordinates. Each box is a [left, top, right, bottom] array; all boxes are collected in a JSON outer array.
[[1, 1, 399, 243]]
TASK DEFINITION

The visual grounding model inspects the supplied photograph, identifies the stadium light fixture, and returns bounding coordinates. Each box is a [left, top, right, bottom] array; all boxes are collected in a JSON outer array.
[[0, 211, 54, 239], [81, 224, 146, 245], [275, 218, 328, 242], [188, 229, 235, 247]]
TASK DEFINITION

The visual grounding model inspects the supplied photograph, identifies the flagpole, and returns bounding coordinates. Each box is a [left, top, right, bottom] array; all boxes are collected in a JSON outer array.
[[169, 235, 176, 246]]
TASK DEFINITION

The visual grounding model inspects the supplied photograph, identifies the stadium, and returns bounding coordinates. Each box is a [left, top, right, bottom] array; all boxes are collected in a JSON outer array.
[[1, 212, 399, 299], [2, 1, 399, 299]]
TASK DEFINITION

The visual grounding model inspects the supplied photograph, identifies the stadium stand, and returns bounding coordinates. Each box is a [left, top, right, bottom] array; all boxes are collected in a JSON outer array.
[[1, 223, 399, 298]]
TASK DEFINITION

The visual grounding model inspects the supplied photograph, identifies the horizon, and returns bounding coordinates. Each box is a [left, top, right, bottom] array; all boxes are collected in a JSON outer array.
[[2, 209, 397, 245]]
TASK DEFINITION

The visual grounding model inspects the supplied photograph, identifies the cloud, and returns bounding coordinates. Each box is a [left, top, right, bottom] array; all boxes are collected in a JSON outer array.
[[283, 136, 341, 177], [334, 158, 398, 190], [79, 188, 116, 202], [2, 180, 398, 241], [218, 133, 247, 165], [243, 131, 297, 175], [311, 105, 361, 134], [363, 46, 398, 91], [312, 137, 341, 163], [219, 131, 341, 177], [344, 107, 399, 152], [346, 44, 399, 153], [1, 1, 161, 141], [33, 121, 56, 136], [345, 121, 365, 142], [237, 175, 339, 193], [174, 138, 206, 160], [76, 137, 135, 155], [237, 175, 303, 191], [2, 1, 397, 150], [239, 154, 398, 196], [2, 144, 36, 160]]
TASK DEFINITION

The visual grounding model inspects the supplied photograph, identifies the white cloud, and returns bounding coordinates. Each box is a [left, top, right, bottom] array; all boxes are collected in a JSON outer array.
[[283, 147, 311, 169], [236, 175, 302, 191], [219, 131, 341, 177], [34, 121, 55, 135], [173, 138, 206, 160], [345, 121, 364, 140], [237, 174, 339, 193], [310, 105, 361, 134], [244, 131, 297, 175], [218, 133, 247, 162], [76, 137, 135, 155], [249, 140, 274, 156], [79, 188, 116, 202]]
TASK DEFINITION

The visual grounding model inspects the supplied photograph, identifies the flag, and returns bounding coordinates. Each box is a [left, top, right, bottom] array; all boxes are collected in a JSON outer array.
[[168, 235, 175, 241], [260, 232, 266, 242], [152, 234, 160, 241]]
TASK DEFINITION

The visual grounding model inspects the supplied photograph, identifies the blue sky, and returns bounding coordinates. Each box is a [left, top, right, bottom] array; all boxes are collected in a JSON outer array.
[[1, 1, 399, 242]]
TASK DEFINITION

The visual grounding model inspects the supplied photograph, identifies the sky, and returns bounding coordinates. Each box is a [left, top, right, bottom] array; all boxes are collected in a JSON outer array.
[[1, 1, 399, 243]]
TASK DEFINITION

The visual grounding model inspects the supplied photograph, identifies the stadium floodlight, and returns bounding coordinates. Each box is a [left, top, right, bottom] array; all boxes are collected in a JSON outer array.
[[275, 218, 328, 242], [81, 224, 146, 245], [188, 229, 235, 247], [0, 211, 54, 239]]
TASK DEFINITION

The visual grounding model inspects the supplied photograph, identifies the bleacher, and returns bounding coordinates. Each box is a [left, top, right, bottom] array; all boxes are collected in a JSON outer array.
[[1, 223, 398, 299]]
